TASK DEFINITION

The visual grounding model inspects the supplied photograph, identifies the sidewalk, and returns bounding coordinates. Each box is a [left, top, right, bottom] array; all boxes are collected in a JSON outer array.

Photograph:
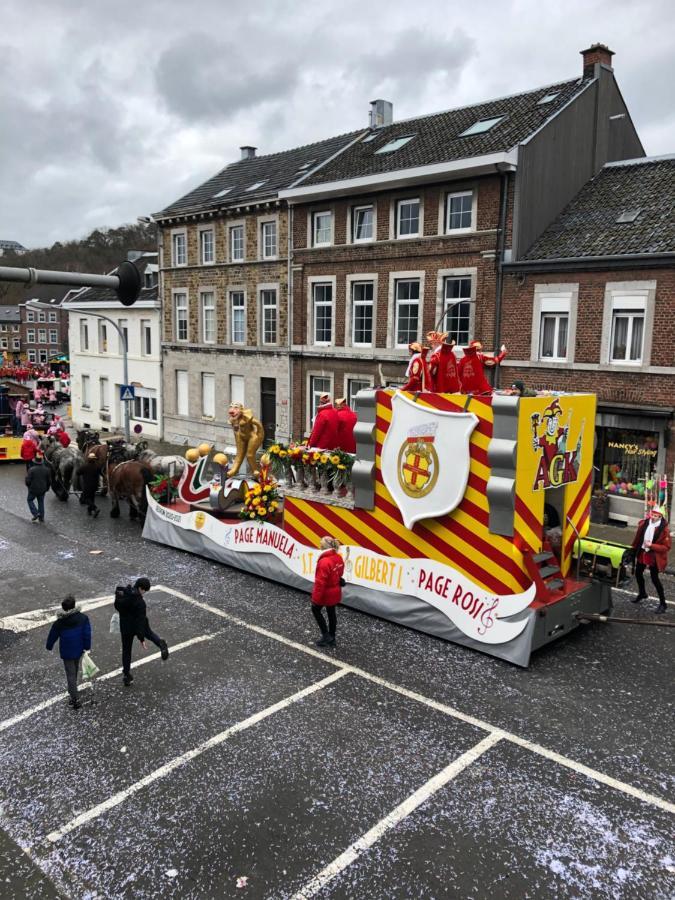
[[588, 521, 675, 573]]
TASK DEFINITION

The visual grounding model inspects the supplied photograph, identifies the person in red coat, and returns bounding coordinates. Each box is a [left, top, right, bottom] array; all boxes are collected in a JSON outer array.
[[458, 340, 507, 394], [427, 331, 461, 393], [308, 394, 340, 450], [335, 398, 357, 453], [631, 506, 671, 614], [401, 342, 430, 391], [20, 431, 39, 470], [311, 537, 345, 646]]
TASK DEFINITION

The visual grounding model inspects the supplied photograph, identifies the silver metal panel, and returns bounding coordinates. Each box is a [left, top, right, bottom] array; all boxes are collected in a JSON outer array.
[[352, 389, 377, 509], [487, 394, 520, 537]]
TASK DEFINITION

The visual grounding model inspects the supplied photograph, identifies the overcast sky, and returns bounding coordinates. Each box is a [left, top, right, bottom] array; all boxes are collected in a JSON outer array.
[[2, 0, 673, 249]]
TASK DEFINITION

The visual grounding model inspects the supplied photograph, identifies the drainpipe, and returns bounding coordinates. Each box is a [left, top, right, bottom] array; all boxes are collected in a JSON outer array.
[[287, 203, 294, 443], [493, 166, 511, 389]]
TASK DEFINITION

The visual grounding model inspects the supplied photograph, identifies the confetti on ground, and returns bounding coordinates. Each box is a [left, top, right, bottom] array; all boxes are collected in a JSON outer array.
[[165, 868, 178, 878], [89, 550, 103, 555], [236, 876, 249, 888]]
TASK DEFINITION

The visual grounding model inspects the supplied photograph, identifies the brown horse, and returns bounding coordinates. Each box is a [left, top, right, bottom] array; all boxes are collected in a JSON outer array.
[[107, 460, 153, 520]]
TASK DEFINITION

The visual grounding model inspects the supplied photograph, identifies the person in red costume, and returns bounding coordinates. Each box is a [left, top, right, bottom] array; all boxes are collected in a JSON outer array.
[[427, 331, 461, 393], [458, 340, 507, 394], [335, 398, 357, 453], [308, 393, 340, 450], [401, 342, 430, 391]]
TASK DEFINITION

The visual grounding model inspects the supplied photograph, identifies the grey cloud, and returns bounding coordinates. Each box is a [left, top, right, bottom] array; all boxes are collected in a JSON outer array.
[[155, 32, 299, 122]]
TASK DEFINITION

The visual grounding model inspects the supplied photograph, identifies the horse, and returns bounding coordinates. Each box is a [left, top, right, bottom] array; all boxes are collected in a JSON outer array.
[[40, 436, 84, 501], [107, 460, 154, 521], [136, 448, 186, 476], [76, 429, 100, 453]]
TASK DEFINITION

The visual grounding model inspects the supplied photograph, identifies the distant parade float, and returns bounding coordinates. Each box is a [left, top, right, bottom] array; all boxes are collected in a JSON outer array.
[[143, 376, 621, 666]]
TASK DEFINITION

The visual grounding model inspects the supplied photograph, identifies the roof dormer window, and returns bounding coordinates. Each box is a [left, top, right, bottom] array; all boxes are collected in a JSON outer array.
[[459, 116, 505, 137]]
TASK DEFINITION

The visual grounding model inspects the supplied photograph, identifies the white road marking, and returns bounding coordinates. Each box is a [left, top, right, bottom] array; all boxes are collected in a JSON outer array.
[[156, 585, 675, 816], [1, 595, 115, 633], [612, 587, 674, 607], [292, 731, 503, 900], [0, 634, 216, 733], [46, 669, 347, 843]]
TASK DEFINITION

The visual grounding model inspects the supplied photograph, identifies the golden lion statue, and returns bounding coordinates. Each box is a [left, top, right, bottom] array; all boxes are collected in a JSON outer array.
[[227, 403, 265, 477]]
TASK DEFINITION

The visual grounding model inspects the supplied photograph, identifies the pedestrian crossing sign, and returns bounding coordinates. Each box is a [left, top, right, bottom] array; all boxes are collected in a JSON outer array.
[[120, 385, 135, 401]]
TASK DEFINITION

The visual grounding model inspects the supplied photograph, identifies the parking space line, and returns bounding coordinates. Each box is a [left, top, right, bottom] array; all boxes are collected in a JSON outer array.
[[1, 595, 115, 633], [0, 633, 217, 733], [157, 585, 675, 816], [46, 669, 348, 843], [292, 732, 503, 899], [612, 586, 674, 606]]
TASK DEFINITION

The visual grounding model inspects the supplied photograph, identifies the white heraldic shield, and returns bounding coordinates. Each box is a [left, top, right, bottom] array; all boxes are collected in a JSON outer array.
[[382, 393, 479, 529]]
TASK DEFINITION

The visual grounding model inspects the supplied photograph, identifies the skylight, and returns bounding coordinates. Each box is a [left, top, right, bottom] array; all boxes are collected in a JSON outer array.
[[246, 180, 268, 191], [296, 160, 316, 172], [537, 92, 560, 105], [212, 187, 232, 198], [459, 116, 505, 137], [374, 135, 416, 154], [616, 208, 641, 223], [361, 133, 378, 143]]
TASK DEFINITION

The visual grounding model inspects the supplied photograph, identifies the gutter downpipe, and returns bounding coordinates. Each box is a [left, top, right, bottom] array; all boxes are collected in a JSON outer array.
[[493, 165, 511, 389], [287, 202, 294, 443]]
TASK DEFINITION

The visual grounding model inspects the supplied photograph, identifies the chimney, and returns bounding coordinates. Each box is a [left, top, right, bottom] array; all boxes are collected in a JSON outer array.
[[580, 43, 614, 77], [240, 145, 257, 160], [369, 99, 393, 129]]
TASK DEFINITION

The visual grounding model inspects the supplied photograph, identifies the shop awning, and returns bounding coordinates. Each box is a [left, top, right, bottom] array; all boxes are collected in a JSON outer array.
[[596, 402, 673, 434]]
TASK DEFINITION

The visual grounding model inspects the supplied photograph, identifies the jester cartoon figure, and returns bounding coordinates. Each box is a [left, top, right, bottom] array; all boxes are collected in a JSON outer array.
[[531, 398, 568, 464], [427, 331, 461, 393], [401, 342, 430, 392], [458, 340, 507, 394]]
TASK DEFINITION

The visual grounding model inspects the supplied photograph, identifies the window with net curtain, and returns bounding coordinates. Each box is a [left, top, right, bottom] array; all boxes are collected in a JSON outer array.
[[540, 313, 568, 360], [395, 279, 419, 346], [611, 310, 644, 363]]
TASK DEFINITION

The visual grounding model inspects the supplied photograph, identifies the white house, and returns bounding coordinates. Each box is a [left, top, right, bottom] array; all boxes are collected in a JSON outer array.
[[64, 254, 163, 439]]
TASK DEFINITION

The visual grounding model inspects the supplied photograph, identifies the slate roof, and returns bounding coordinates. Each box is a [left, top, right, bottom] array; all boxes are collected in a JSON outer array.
[[524, 156, 675, 259], [20, 283, 73, 305], [0, 306, 21, 323], [154, 130, 362, 218], [296, 77, 592, 187], [64, 257, 158, 305], [0, 240, 26, 252]]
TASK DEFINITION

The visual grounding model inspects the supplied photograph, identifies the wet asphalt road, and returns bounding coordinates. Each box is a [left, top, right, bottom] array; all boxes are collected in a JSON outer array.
[[0, 463, 673, 899]]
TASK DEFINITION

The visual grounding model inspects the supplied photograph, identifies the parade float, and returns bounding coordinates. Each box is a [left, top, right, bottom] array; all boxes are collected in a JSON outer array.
[[143, 388, 615, 667]]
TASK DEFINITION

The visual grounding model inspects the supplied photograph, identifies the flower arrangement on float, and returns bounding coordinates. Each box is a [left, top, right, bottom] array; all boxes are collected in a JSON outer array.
[[239, 456, 281, 522], [147, 473, 182, 501], [267, 443, 354, 492]]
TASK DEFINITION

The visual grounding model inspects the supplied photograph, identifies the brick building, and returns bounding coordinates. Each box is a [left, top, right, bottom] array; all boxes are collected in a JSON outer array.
[[154, 133, 359, 446], [19, 284, 70, 365], [281, 44, 643, 436], [0, 306, 21, 360], [501, 155, 675, 524]]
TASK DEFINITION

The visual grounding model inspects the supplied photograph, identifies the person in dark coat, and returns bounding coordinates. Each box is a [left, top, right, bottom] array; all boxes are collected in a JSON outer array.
[[79, 452, 101, 517], [25, 453, 50, 522], [308, 394, 340, 450], [311, 537, 345, 647], [631, 506, 671, 614], [114, 577, 169, 686], [46, 595, 92, 709], [335, 398, 357, 453]]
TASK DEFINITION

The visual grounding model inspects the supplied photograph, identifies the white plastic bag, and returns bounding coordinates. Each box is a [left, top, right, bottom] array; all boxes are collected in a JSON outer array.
[[109, 611, 120, 634], [81, 650, 100, 680]]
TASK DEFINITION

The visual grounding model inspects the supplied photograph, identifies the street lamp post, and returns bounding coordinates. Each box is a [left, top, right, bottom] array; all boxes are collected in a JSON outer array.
[[27, 300, 131, 443]]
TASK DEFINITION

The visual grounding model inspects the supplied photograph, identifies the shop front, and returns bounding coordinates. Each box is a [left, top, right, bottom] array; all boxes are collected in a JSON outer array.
[[593, 403, 672, 525]]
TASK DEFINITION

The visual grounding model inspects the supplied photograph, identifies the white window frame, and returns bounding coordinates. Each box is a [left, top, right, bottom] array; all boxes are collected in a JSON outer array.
[[81, 374, 91, 409], [344, 374, 374, 410], [530, 284, 578, 365], [444, 190, 475, 234], [388, 271, 424, 349], [171, 228, 187, 267], [12, 338, 20, 350], [259, 285, 279, 346], [38, 328, 47, 343], [312, 211, 333, 247], [312, 282, 334, 346], [174, 290, 189, 343], [600, 281, 657, 369], [98, 320, 107, 353], [230, 374, 245, 406], [99, 377, 109, 411], [351, 204, 375, 243], [259, 216, 278, 260], [49, 328, 58, 344], [435, 268, 477, 347], [26, 309, 35, 322], [175, 370, 189, 417], [306, 372, 333, 434], [229, 222, 245, 262], [27, 349, 37, 363], [199, 226, 215, 265], [395, 198, 421, 239], [539, 308, 569, 362], [48, 311, 57, 323], [306, 276, 337, 349], [80, 319, 89, 352], [118, 319, 129, 355], [201, 372, 216, 419], [0, 338, 7, 349], [27, 328, 35, 343], [132, 387, 158, 423], [141, 319, 153, 356], [38, 349, 48, 363], [38, 311, 46, 322], [350, 278, 376, 348], [200, 290, 216, 344], [230, 290, 246, 345]]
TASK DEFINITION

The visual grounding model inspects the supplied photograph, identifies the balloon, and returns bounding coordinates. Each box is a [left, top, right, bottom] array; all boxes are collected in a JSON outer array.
[[198, 442, 211, 457], [646, 479, 654, 489], [212, 452, 228, 466], [185, 448, 199, 463]]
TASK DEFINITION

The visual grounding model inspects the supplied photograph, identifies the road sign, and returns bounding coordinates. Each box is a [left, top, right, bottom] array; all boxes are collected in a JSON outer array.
[[120, 384, 135, 402]]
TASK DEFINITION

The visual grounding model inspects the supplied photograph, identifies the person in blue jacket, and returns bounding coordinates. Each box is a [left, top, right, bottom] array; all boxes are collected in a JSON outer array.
[[46, 595, 92, 710]]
